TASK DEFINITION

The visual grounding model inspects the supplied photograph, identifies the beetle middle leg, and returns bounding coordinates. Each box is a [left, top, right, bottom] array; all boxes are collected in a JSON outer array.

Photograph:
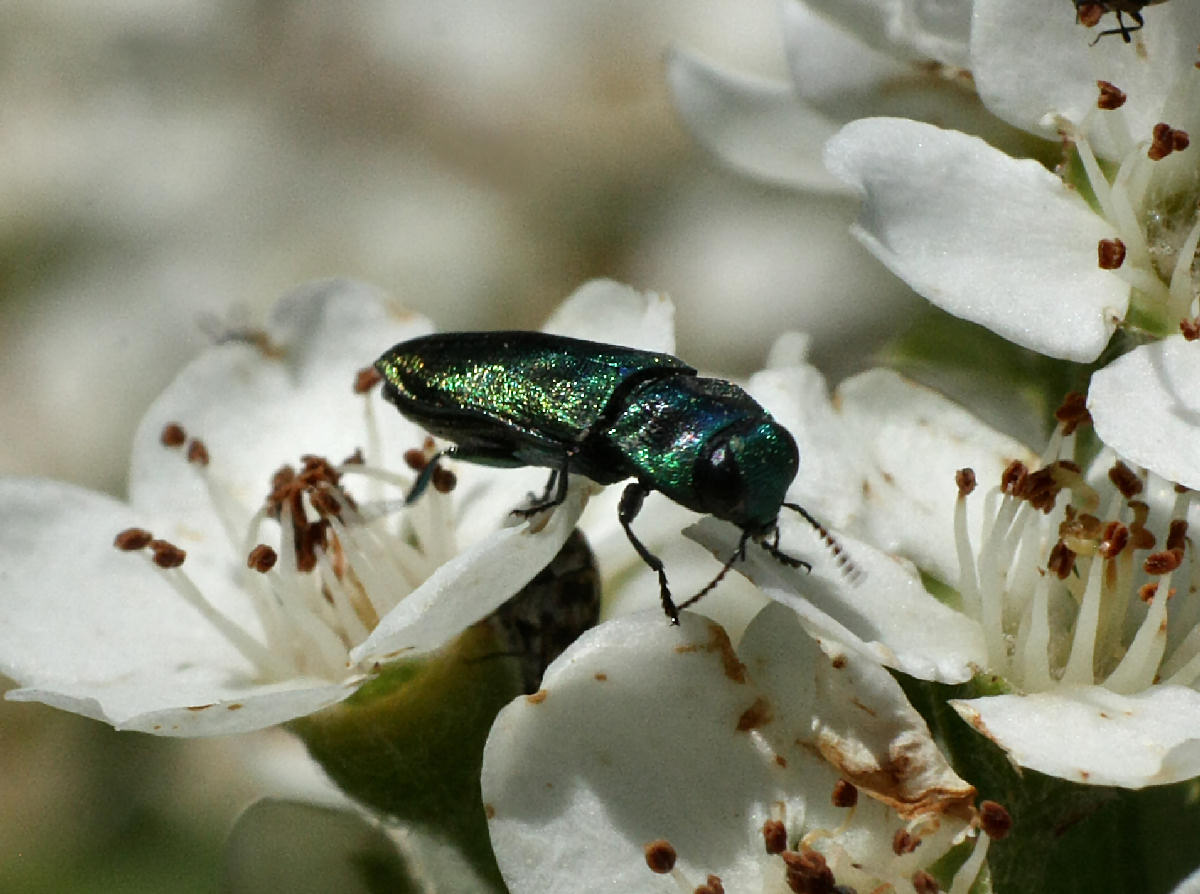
[[618, 481, 678, 623], [510, 452, 573, 518]]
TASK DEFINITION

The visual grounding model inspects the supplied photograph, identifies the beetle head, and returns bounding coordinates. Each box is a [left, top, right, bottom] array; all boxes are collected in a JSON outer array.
[[694, 418, 798, 532]]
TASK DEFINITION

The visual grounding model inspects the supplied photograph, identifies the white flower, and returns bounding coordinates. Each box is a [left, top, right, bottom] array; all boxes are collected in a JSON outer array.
[[696, 350, 1200, 787], [667, 0, 986, 193], [482, 605, 989, 894], [825, 0, 1200, 362], [1, 279, 688, 735]]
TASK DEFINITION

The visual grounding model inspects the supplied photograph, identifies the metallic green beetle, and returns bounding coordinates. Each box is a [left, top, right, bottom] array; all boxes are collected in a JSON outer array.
[[375, 331, 843, 621]]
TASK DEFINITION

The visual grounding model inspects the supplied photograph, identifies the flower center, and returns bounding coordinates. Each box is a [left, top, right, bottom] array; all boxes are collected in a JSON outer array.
[[113, 377, 459, 684], [955, 393, 1198, 694], [1066, 76, 1199, 332]]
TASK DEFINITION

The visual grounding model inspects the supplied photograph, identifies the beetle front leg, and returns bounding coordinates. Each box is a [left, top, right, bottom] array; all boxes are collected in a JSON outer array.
[[618, 482, 678, 623]]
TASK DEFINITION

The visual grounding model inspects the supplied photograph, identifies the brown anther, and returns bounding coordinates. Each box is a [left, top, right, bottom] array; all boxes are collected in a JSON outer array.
[[1048, 540, 1076, 579], [1149, 123, 1178, 160], [271, 465, 297, 493], [697, 875, 725, 894], [1001, 460, 1029, 495], [1055, 391, 1092, 435], [1108, 461, 1143, 498], [186, 439, 210, 467], [1173, 129, 1190, 152], [1096, 80, 1127, 110], [956, 467, 977, 497], [1168, 519, 1189, 553], [246, 544, 278, 573], [1098, 238, 1126, 270], [892, 828, 921, 855], [342, 448, 365, 465], [762, 819, 788, 855], [913, 869, 942, 894], [114, 527, 154, 551], [1099, 521, 1129, 559], [354, 366, 383, 394], [980, 800, 1013, 840], [1181, 318, 1200, 340], [643, 839, 677, 874], [160, 423, 187, 448], [432, 466, 458, 494], [1139, 581, 1159, 603], [1144, 549, 1184, 575], [781, 847, 834, 893], [149, 539, 187, 568], [403, 448, 428, 471], [831, 779, 858, 809], [309, 487, 344, 518]]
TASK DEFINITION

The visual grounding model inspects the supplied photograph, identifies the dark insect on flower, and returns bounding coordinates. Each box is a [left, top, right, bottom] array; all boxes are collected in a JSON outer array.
[[375, 332, 853, 622], [1075, 0, 1168, 44]]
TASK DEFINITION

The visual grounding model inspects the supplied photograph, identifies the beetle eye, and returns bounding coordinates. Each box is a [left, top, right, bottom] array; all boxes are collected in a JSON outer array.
[[696, 435, 746, 522]]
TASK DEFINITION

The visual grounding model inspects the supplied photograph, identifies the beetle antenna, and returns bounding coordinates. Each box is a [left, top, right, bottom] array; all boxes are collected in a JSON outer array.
[[782, 502, 863, 583], [677, 530, 751, 613]]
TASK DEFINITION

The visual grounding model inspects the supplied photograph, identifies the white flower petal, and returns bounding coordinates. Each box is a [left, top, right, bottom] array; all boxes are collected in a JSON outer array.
[[742, 602, 975, 820], [666, 46, 844, 192], [825, 117, 1129, 361], [803, 0, 972, 68], [0, 478, 352, 735], [484, 613, 785, 892], [971, 0, 1200, 157], [835, 369, 1038, 583], [541, 278, 677, 353], [1089, 337, 1200, 492], [952, 684, 1200, 787], [352, 482, 590, 663], [129, 279, 431, 562], [686, 516, 985, 683]]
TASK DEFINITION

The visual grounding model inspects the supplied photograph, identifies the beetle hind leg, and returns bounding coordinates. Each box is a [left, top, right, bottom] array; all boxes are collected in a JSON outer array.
[[618, 482, 678, 623]]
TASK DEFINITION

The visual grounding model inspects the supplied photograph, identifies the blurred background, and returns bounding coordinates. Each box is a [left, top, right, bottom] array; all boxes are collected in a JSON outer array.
[[0, 2, 915, 889]]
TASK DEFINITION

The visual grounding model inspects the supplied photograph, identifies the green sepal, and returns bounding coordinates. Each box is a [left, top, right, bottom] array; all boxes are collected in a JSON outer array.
[[289, 624, 525, 893]]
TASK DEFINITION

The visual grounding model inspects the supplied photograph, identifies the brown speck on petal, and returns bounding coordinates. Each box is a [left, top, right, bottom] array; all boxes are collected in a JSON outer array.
[[114, 527, 154, 551], [1098, 237, 1126, 269], [956, 467, 977, 497], [831, 779, 859, 809], [526, 689, 548, 704], [149, 539, 187, 568], [736, 696, 773, 732], [160, 423, 187, 448], [1139, 581, 1160, 603], [342, 448, 365, 466], [643, 839, 677, 874], [354, 366, 383, 394], [186, 439, 210, 467], [1096, 79, 1127, 109], [247, 544, 278, 573], [980, 800, 1012, 840], [762, 819, 788, 855], [892, 828, 921, 855]]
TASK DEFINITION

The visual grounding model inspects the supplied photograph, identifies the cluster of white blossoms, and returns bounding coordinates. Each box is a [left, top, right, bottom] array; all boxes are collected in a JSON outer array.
[[6, 1, 1200, 891]]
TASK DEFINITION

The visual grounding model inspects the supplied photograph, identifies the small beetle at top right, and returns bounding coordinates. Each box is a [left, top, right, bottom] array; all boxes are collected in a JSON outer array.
[[1075, 0, 1168, 43]]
